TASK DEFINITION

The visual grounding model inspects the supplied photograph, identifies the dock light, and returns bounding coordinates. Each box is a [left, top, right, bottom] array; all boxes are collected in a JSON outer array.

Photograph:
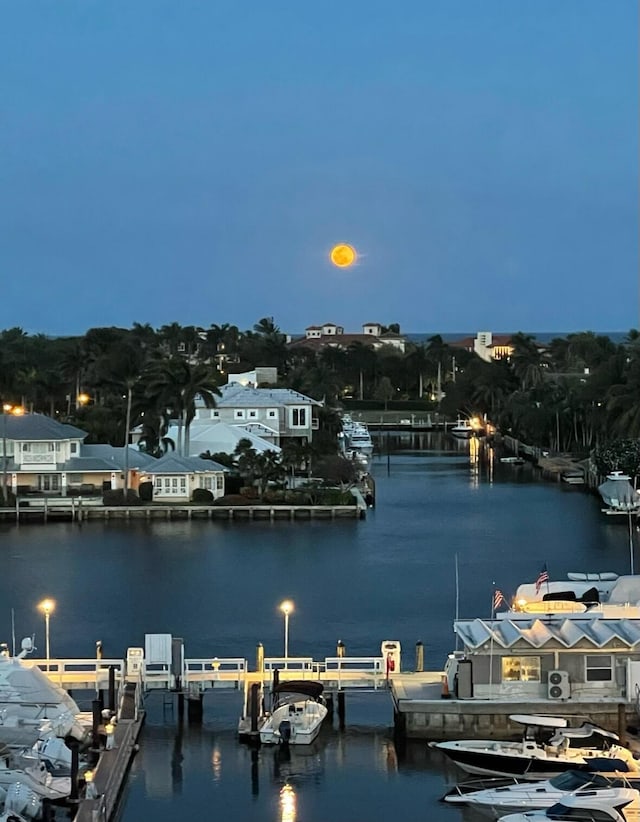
[[517, 598, 527, 610], [38, 599, 55, 671], [280, 600, 294, 659], [84, 769, 98, 799]]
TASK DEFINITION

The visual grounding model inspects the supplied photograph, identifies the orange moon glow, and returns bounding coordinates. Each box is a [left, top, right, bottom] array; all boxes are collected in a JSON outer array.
[[330, 243, 357, 268]]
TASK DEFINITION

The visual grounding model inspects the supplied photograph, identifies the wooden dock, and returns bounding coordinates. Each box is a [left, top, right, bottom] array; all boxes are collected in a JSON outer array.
[[0, 500, 365, 523]]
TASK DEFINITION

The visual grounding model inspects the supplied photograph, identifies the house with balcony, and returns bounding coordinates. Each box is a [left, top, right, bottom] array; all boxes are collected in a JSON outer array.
[[186, 383, 321, 453], [0, 414, 229, 504], [0, 414, 157, 496]]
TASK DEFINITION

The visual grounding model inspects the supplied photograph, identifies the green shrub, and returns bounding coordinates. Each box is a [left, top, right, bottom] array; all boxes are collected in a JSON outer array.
[[192, 488, 214, 504], [102, 489, 142, 506]]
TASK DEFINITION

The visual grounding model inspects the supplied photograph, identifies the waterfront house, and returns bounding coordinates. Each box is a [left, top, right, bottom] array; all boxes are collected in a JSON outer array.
[[191, 383, 321, 450], [0, 414, 155, 497], [142, 454, 227, 502]]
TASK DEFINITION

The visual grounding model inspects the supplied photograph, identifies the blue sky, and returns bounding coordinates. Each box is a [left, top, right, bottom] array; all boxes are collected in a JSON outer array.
[[1, 1, 637, 336]]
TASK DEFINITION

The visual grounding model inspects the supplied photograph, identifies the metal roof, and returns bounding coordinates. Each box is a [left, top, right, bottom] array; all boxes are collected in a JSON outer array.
[[455, 617, 640, 650], [144, 454, 227, 474], [205, 384, 321, 408], [2, 414, 86, 440]]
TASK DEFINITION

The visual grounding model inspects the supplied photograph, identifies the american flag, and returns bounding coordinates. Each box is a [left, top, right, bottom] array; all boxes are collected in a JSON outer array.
[[535, 565, 549, 594], [493, 589, 505, 610]]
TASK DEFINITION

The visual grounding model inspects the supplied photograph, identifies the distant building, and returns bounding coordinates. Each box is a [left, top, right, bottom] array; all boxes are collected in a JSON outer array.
[[452, 331, 516, 362], [288, 322, 406, 354]]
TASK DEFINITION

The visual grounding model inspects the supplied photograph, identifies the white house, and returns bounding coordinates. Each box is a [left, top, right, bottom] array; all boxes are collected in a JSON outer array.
[[192, 384, 321, 449], [143, 454, 228, 502], [0, 414, 156, 496]]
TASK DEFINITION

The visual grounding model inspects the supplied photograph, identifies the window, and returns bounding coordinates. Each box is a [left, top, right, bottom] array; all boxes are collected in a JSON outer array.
[[501, 656, 541, 683], [234, 410, 245, 420], [585, 654, 613, 682], [216, 476, 224, 490], [291, 407, 307, 427], [213, 410, 220, 418], [248, 410, 258, 419], [267, 409, 277, 419], [70, 443, 78, 455]]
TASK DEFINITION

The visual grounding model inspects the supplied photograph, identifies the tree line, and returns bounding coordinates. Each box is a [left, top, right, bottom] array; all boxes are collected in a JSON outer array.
[[0, 320, 638, 465]]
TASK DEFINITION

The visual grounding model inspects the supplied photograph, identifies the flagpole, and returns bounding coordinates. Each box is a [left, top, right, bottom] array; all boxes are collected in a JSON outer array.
[[489, 585, 496, 699]]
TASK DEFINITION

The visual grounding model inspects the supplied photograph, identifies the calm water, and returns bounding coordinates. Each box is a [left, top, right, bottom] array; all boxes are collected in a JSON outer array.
[[0, 434, 633, 821]]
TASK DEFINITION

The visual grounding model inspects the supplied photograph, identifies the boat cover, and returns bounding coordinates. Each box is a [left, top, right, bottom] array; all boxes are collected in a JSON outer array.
[[584, 758, 632, 773], [598, 477, 640, 511]]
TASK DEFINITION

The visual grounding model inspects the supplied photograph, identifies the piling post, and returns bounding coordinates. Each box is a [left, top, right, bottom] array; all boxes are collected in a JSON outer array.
[[95, 640, 103, 661], [177, 692, 185, 719], [65, 736, 80, 802], [337, 691, 346, 729], [618, 703, 627, 746], [187, 693, 204, 723], [108, 665, 116, 712], [325, 693, 334, 718], [91, 698, 102, 750], [415, 641, 424, 672], [256, 642, 264, 673], [250, 683, 261, 734], [337, 640, 346, 658]]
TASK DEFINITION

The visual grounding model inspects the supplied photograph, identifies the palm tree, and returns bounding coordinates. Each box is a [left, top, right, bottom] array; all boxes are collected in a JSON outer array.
[[144, 359, 221, 455], [510, 333, 549, 390]]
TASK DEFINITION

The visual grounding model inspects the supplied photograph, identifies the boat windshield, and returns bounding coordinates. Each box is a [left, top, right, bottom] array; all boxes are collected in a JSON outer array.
[[548, 772, 608, 791]]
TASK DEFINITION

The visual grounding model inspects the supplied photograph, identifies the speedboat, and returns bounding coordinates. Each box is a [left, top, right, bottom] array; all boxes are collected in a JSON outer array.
[[259, 681, 327, 746], [497, 787, 639, 822], [430, 715, 639, 780], [450, 417, 484, 438], [444, 761, 640, 811]]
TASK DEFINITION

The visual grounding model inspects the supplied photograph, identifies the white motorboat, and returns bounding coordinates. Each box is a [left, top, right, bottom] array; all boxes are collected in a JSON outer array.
[[497, 786, 639, 822], [450, 417, 483, 438], [0, 644, 87, 748], [430, 715, 639, 780], [259, 681, 327, 746], [0, 748, 70, 801], [444, 761, 640, 811]]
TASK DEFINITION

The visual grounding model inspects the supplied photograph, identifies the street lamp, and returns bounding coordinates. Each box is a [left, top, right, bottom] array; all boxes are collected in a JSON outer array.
[[280, 600, 294, 659], [38, 599, 55, 671]]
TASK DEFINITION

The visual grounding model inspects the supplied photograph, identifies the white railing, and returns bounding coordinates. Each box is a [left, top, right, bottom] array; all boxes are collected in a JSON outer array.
[[27, 658, 125, 677], [185, 657, 247, 679], [325, 656, 386, 689], [20, 454, 56, 465]]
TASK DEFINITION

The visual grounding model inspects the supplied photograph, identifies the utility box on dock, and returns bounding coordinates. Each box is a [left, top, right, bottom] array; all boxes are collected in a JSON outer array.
[[126, 647, 144, 677], [381, 641, 401, 675]]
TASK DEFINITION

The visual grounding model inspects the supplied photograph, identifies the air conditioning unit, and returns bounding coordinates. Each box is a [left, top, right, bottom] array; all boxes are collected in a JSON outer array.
[[548, 670, 570, 699]]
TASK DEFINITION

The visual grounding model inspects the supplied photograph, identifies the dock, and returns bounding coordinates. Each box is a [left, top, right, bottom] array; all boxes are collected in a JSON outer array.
[[0, 499, 366, 523]]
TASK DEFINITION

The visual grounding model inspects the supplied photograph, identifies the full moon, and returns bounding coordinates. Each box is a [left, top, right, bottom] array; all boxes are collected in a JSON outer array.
[[330, 243, 357, 268]]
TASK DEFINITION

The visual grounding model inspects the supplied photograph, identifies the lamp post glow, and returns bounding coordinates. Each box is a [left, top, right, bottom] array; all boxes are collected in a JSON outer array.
[[38, 599, 55, 670], [280, 600, 294, 659]]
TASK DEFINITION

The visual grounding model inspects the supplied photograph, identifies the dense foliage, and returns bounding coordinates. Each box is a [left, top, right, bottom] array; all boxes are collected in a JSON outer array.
[[0, 321, 638, 468]]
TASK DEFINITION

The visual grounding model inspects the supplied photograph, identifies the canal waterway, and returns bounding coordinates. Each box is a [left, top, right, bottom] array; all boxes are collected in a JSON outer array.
[[0, 433, 634, 821]]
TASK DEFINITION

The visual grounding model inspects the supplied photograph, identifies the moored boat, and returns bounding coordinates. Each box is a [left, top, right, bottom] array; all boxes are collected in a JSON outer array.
[[444, 760, 640, 811], [496, 786, 639, 822], [430, 715, 639, 780], [259, 681, 327, 746]]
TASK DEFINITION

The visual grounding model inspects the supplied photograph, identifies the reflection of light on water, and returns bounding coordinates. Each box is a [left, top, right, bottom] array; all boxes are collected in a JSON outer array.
[[280, 783, 296, 822], [211, 746, 222, 782], [469, 437, 480, 487]]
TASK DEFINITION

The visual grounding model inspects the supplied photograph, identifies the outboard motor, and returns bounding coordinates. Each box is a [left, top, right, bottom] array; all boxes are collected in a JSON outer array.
[[278, 720, 292, 745]]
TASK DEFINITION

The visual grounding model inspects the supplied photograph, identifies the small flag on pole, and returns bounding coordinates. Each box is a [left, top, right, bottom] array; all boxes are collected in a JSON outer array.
[[493, 589, 505, 610], [535, 565, 549, 594]]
